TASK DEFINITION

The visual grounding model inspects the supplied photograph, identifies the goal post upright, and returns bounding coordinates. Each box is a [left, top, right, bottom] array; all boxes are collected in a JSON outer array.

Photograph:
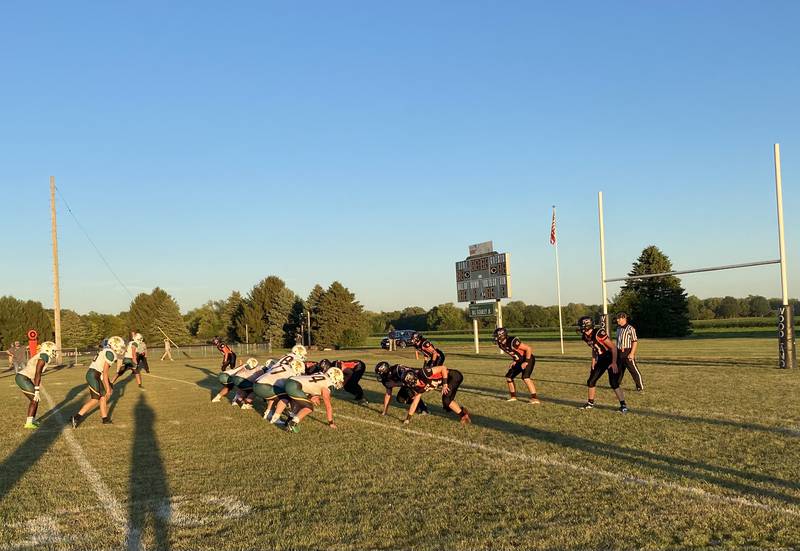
[[598, 191, 609, 330], [774, 144, 797, 369]]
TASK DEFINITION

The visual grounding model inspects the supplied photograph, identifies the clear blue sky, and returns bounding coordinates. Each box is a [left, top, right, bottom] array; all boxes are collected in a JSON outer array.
[[1, 1, 798, 314]]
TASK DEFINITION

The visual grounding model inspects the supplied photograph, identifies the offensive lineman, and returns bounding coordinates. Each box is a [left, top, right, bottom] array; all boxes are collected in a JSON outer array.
[[493, 327, 540, 404], [333, 359, 368, 405], [577, 316, 628, 413], [271, 367, 345, 432], [253, 357, 306, 421], [15, 341, 56, 429], [71, 336, 126, 427]]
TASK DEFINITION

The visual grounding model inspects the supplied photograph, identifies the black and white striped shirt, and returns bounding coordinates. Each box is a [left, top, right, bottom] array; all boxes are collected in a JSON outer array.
[[616, 324, 638, 350]]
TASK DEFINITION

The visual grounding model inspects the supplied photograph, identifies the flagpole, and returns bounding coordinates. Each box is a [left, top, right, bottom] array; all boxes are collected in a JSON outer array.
[[551, 206, 565, 354]]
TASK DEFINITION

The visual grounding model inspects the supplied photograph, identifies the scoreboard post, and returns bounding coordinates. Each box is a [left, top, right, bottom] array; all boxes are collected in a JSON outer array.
[[456, 241, 512, 354]]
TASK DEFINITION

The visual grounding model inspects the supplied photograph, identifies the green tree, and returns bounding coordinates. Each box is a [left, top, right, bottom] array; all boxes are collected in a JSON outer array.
[[60, 309, 93, 349], [236, 277, 297, 345], [185, 301, 226, 340], [427, 303, 469, 331], [746, 295, 771, 317], [306, 285, 326, 345], [715, 296, 741, 319], [222, 291, 245, 342], [615, 246, 691, 337], [0, 296, 54, 347], [128, 288, 190, 344], [315, 281, 367, 348]]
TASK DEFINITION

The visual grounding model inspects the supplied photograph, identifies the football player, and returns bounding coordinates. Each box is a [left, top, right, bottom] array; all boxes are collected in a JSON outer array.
[[15, 341, 56, 429], [212, 336, 237, 372], [111, 332, 145, 389], [333, 359, 368, 405], [253, 357, 306, 421], [271, 367, 345, 432], [409, 332, 445, 368], [226, 357, 263, 409], [71, 336, 126, 427], [493, 327, 540, 404], [304, 358, 331, 375], [375, 362, 430, 416], [135, 332, 150, 374], [576, 316, 628, 413], [212, 357, 252, 403], [399, 364, 471, 425]]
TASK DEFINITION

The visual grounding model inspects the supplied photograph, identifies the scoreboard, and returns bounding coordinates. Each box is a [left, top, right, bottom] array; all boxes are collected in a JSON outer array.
[[455, 249, 512, 303]]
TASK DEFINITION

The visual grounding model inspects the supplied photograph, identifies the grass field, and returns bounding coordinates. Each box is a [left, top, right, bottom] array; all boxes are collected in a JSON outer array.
[[1, 336, 799, 550]]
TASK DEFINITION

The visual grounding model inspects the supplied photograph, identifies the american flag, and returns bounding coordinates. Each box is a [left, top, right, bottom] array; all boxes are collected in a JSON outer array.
[[550, 208, 557, 245]]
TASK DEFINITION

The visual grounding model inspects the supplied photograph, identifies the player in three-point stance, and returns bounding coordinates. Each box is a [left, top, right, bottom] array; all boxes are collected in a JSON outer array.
[[493, 327, 540, 404], [229, 357, 265, 409], [270, 367, 345, 433], [576, 316, 628, 413], [15, 341, 56, 429], [333, 359, 368, 405], [375, 362, 430, 417], [400, 364, 471, 425], [111, 332, 145, 389], [71, 336, 126, 427], [212, 336, 237, 372], [409, 332, 445, 368], [254, 357, 307, 422]]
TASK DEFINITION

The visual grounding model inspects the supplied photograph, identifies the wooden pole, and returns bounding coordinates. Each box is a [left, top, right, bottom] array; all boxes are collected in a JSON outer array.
[[598, 191, 609, 330], [774, 144, 797, 369], [473, 318, 480, 354], [50, 177, 62, 364]]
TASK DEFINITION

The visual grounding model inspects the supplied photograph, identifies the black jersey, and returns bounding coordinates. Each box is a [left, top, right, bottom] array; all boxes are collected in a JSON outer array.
[[582, 329, 612, 356], [497, 335, 526, 361]]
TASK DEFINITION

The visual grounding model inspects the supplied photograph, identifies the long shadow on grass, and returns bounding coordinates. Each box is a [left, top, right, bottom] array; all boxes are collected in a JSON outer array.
[[185, 364, 224, 399], [465, 410, 800, 506], [107, 373, 138, 419], [0, 383, 85, 501], [127, 394, 170, 551]]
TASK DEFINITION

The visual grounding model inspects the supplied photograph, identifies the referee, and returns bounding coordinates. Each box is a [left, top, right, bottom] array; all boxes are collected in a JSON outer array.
[[615, 312, 643, 391]]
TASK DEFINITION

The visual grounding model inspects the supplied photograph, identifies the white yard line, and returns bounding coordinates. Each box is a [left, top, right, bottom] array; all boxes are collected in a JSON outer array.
[[151, 371, 800, 518], [40, 388, 141, 551]]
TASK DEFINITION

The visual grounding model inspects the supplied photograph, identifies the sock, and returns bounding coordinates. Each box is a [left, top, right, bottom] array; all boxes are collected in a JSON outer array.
[[588, 399, 595, 405], [74, 413, 83, 421], [101, 416, 111, 424], [509, 391, 517, 398], [458, 409, 467, 418], [531, 393, 538, 399], [620, 400, 627, 407], [26, 416, 34, 425]]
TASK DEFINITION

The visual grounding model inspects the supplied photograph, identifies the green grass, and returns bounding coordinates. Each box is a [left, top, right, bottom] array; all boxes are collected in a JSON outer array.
[[1, 336, 799, 550]]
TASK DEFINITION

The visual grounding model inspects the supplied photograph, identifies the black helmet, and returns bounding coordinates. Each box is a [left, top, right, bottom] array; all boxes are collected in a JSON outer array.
[[211, 336, 221, 345], [318, 358, 332, 370], [492, 327, 508, 343], [375, 361, 391, 380], [577, 316, 594, 332], [410, 332, 423, 345], [400, 368, 418, 387]]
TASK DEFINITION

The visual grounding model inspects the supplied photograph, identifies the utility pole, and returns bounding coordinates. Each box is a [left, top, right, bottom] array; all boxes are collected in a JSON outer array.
[[50, 177, 62, 364]]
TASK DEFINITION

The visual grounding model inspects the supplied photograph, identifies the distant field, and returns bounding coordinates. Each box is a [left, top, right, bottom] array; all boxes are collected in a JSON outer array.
[[1, 335, 799, 550]]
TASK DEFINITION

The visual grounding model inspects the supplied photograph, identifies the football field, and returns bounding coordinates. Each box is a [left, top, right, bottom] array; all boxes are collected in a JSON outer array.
[[1, 336, 799, 550]]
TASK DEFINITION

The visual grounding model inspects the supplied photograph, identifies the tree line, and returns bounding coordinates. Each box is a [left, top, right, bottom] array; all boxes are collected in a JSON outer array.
[[1, 246, 797, 349]]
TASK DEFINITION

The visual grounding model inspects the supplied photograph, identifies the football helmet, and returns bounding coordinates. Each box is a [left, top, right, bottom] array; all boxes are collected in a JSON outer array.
[[246, 357, 259, 369], [400, 368, 418, 387], [211, 336, 221, 346], [107, 336, 126, 356], [577, 316, 594, 332], [132, 332, 144, 343], [290, 358, 306, 375], [318, 358, 332, 371], [38, 341, 57, 360], [492, 327, 508, 343], [291, 344, 307, 358], [409, 332, 423, 345], [374, 361, 391, 381], [327, 367, 345, 390]]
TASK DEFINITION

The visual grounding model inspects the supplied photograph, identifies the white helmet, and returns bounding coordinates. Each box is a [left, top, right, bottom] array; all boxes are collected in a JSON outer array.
[[246, 357, 259, 369], [327, 367, 345, 390], [291, 344, 307, 359], [38, 341, 57, 360], [107, 336, 126, 357], [132, 332, 144, 344], [290, 358, 306, 375]]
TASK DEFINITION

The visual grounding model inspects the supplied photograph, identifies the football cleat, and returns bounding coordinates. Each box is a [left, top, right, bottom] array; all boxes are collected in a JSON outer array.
[[460, 408, 472, 425], [70, 415, 80, 428], [529, 398, 541, 405], [505, 397, 518, 402], [579, 402, 594, 410], [23, 422, 38, 430], [356, 397, 369, 406], [211, 395, 222, 403], [618, 405, 629, 414], [241, 403, 254, 410]]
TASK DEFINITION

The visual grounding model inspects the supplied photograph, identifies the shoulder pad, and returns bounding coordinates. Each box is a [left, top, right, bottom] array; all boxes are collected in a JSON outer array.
[[596, 329, 608, 339], [510, 337, 522, 348], [105, 350, 116, 362], [40, 353, 50, 363]]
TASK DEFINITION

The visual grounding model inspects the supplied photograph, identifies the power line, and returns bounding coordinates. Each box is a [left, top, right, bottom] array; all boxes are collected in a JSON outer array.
[[54, 185, 136, 302]]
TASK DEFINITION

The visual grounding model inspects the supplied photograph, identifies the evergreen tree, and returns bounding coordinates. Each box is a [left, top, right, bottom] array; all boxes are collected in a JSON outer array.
[[60, 309, 93, 349], [128, 287, 190, 344], [223, 291, 245, 342], [315, 281, 367, 348], [614, 246, 691, 337], [237, 277, 296, 345], [306, 284, 325, 345]]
